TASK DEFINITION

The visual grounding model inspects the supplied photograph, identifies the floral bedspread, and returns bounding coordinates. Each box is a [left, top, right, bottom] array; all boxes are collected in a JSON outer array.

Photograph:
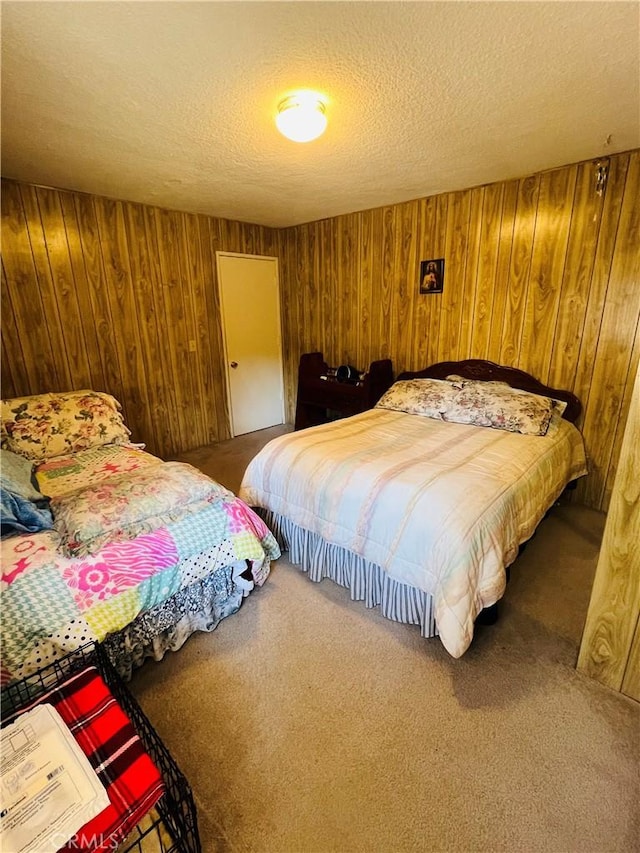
[[1, 446, 280, 683], [52, 461, 234, 558]]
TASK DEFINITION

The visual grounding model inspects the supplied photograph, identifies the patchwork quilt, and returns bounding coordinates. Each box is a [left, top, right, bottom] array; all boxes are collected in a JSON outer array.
[[1, 445, 280, 683]]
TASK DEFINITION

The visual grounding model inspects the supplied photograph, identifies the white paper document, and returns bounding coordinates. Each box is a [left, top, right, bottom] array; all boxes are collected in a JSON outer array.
[[1, 703, 110, 853]]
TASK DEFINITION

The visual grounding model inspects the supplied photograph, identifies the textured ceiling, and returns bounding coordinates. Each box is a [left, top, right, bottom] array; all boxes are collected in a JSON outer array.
[[2, 2, 639, 228]]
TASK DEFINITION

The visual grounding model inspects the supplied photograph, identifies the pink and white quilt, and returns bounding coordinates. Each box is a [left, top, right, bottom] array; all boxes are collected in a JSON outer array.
[[1, 445, 280, 683]]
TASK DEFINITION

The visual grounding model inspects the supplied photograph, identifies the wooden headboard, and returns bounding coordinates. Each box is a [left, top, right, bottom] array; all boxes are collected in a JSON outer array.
[[396, 359, 582, 423]]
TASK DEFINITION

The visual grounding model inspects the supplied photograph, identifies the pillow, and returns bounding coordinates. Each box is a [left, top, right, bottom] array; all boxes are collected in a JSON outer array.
[[1, 391, 131, 462], [445, 374, 567, 416], [375, 379, 459, 420], [442, 383, 559, 435], [376, 378, 559, 436], [445, 373, 511, 390]]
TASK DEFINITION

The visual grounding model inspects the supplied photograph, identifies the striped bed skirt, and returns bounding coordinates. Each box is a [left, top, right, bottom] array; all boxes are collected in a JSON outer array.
[[258, 509, 439, 639]]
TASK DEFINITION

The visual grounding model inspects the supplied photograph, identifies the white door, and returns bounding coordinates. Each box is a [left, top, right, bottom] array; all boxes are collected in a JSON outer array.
[[216, 253, 285, 436]]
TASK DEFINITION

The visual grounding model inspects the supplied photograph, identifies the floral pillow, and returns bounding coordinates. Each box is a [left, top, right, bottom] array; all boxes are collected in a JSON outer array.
[[445, 374, 567, 417], [1, 391, 132, 462], [376, 378, 559, 436], [375, 379, 460, 420], [441, 383, 559, 436], [445, 374, 510, 390]]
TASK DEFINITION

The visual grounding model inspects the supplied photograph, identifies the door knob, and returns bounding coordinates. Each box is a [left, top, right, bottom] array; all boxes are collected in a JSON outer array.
[[230, 361, 238, 369]]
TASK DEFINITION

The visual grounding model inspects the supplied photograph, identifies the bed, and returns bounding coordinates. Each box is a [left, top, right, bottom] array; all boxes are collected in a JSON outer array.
[[239, 359, 588, 658], [1, 390, 280, 684]]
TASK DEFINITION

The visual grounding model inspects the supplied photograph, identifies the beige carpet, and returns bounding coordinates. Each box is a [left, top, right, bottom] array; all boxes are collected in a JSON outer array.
[[132, 428, 640, 853]]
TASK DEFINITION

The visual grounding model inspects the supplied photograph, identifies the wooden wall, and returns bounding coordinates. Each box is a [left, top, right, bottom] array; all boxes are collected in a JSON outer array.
[[2, 152, 638, 511], [1, 179, 278, 458], [577, 358, 640, 701], [278, 150, 640, 511]]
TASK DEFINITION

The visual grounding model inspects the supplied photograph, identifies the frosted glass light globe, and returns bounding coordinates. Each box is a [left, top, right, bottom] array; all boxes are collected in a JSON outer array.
[[276, 93, 327, 143]]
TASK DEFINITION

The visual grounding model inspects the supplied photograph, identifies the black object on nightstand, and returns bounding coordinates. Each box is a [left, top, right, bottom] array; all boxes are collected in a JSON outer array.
[[294, 352, 394, 430], [1, 644, 201, 853]]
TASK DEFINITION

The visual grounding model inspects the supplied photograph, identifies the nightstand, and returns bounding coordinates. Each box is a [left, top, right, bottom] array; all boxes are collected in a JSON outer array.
[[294, 352, 394, 430]]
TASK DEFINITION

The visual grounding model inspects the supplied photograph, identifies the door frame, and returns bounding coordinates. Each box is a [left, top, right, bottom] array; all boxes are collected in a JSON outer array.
[[215, 251, 285, 438]]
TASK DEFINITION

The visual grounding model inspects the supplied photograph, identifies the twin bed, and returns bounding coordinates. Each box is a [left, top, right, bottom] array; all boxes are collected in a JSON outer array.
[[1, 390, 280, 684], [1, 360, 588, 679], [239, 359, 587, 658]]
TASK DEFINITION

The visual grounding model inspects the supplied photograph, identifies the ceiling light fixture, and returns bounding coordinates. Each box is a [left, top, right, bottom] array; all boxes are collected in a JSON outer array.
[[276, 92, 327, 143]]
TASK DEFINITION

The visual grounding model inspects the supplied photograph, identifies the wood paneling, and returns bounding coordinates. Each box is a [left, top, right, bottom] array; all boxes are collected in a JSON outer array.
[[1, 179, 279, 458], [580, 152, 640, 510], [279, 151, 640, 511], [521, 165, 576, 382], [2, 183, 59, 393], [577, 359, 640, 700], [470, 182, 503, 359], [486, 179, 517, 362], [394, 202, 419, 372], [498, 174, 539, 368], [2, 151, 638, 509]]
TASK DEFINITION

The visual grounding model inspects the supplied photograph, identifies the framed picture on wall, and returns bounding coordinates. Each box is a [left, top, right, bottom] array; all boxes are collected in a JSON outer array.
[[419, 258, 444, 294]]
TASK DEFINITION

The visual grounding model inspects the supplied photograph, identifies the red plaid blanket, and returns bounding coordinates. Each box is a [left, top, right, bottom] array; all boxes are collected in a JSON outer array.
[[7, 666, 165, 852]]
